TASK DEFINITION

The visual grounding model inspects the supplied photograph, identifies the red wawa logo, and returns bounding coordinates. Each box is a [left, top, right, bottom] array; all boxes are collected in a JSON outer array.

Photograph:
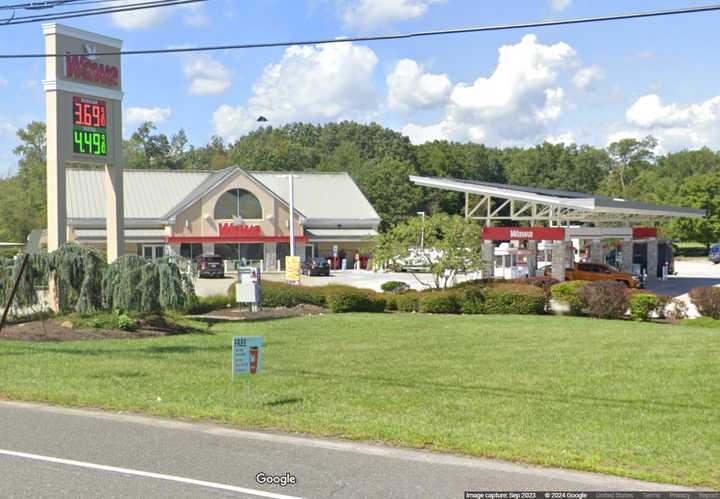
[[65, 44, 119, 87], [218, 223, 263, 238]]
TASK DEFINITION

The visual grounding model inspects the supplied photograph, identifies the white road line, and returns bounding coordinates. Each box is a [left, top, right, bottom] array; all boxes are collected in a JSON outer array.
[[0, 448, 303, 499]]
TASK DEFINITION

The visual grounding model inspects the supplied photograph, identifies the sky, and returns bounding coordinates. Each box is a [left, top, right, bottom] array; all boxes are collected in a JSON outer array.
[[1, 0, 720, 173]]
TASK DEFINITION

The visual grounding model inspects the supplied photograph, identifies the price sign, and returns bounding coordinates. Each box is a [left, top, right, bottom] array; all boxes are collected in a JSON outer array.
[[72, 96, 107, 157]]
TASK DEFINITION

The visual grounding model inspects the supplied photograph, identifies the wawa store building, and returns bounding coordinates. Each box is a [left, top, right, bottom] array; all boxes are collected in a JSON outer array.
[[57, 166, 380, 270]]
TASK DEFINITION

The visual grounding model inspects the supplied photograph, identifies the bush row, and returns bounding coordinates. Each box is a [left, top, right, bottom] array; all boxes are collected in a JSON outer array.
[[226, 280, 386, 314], [219, 278, 714, 321], [550, 280, 688, 321]]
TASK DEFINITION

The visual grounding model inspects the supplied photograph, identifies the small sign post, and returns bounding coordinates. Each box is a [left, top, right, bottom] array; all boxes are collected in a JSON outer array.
[[232, 336, 263, 398], [232, 336, 263, 375]]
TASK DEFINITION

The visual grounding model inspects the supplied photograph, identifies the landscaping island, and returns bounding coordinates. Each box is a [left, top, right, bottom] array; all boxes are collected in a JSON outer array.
[[0, 313, 717, 489]]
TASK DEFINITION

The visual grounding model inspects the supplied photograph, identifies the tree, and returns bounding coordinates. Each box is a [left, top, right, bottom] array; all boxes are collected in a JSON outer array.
[[374, 213, 482, 288], [505, 142, 610, 194], [0, 122, 48, 242], [415, 140, 505, 214], [356, 158, 422, 230], [124, 122, 173, 169], [673, 173, 720, 248], [602, 136, 657, 196]]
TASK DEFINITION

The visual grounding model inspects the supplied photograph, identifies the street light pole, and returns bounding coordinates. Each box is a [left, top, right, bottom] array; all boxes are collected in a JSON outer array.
[[417, 211, 426, 250]]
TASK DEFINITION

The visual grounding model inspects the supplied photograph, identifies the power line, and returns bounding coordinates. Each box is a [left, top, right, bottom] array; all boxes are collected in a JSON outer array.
[[0, 0, 84, 10], [0, 1, 719, 58], [0, 0, 205, 25]]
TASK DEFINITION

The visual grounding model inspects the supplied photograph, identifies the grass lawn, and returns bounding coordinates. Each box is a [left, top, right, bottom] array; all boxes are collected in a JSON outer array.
[[0, 314, 718, 488]]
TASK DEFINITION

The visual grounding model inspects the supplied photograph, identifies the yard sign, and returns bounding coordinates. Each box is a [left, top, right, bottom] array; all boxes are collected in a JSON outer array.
[[232, 336, 263, 376]]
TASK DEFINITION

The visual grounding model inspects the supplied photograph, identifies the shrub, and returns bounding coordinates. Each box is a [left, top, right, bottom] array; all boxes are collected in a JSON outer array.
[[510, 276, 559, 293], [185, 294, 231, 314], [381, 281, 410, 294], [396, 292, 420, 312], [326, 288, 386, 313], [102, 256, 194, 313], [384, 293, 398, 311], [689, 286, 720, 319], [453, 278, 497, 290], [481, 283, 547, 315], [258, 281, 326, 308], [629, 293, 662, 321], [419, 290, 461, 314], [73, 312, 137, 331], [550, 281, 589, 315], [457, 283, 546, 315], [458, 287, 486, 314], [580, 281, 629, 319], [115, 314, 137, 331]]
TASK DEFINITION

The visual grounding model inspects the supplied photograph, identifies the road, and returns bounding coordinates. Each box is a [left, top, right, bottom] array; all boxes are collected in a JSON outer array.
[[0, 401, 691, 498]]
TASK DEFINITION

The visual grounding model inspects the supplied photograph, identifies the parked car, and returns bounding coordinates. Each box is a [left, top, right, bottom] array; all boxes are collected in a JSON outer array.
[[302, 257, 331, 276], [709, 244, 720, 264], [196, 254, 224, 278], [546, 262, 642, 288], [386, 248, 443, 272]]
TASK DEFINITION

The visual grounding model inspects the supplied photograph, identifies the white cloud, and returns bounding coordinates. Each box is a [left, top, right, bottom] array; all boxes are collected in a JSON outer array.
[[572, 66, 604, 90], [626, 94, 691, 128], [402, 122, 447, 144], [183, 55, 231, 96], [111, 0, 208, 30], [0, 78, 7, 88], [606, 129, 644, 146], [386, 59, 452, 113], [615, 93, 720, 151], [342, 0, 446, 29], [402, 34, 577, 145], [546, 131, 575, 145], [126, 106, 172, 125], [550, 0, 571, 11], [214, 43, 379, 141]]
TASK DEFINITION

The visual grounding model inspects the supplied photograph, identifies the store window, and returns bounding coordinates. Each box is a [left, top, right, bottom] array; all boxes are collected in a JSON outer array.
[[180, 243, 203, 260], [214, 188, 262, 220], [215, 243, 264, 262]]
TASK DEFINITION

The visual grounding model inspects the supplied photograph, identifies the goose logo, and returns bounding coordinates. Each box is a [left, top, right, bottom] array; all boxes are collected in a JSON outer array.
[[64, 43, 119, 87], [83, 43, 98, 61]]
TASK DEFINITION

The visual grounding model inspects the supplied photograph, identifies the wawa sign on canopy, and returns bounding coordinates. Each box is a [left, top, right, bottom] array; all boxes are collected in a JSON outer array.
[[482, 227, 566, 241]]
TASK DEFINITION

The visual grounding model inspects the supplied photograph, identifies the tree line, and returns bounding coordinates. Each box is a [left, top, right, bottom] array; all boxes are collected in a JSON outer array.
[[1, 120, 718, 246]]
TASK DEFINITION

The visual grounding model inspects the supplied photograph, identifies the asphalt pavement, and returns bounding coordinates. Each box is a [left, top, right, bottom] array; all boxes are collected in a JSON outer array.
[[0, 400, 692, 498]]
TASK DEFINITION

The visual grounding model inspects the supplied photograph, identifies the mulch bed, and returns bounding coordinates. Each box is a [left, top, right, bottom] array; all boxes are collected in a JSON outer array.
[[190, 304, 328, 321], [0, 305, 328, 342], [0, 319, 170, 342]]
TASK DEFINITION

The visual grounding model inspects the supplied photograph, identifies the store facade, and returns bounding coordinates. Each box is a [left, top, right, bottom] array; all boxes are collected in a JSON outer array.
[[58, 166, 380, 270]]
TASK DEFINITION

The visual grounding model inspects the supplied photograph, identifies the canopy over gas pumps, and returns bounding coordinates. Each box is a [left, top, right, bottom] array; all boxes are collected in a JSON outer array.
[[409, 175, 706, 282]]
